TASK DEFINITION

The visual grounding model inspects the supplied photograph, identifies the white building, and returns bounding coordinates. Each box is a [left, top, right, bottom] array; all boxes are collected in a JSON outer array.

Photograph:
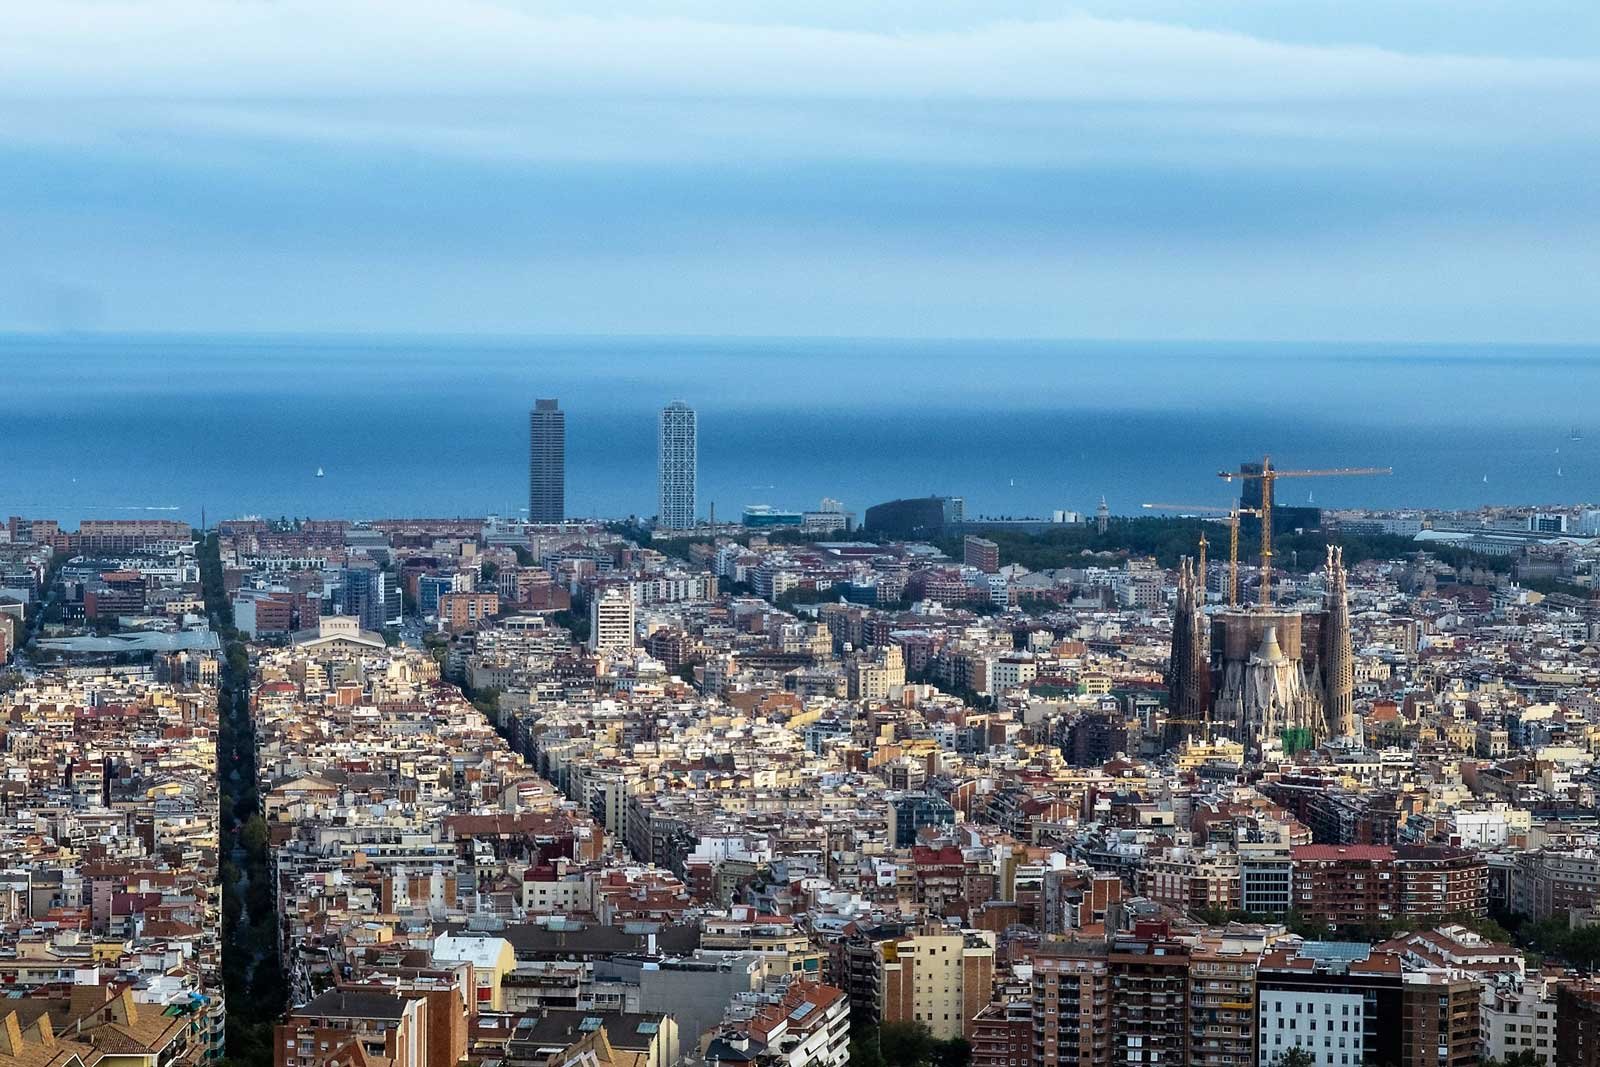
[[1481, 977, 1557, 1065], [990, 653, 1037, 692], [1257, 986, 1366, 1066], [589, 587, 636, 654]]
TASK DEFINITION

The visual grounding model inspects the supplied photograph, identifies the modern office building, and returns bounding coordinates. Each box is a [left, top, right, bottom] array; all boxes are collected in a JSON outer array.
[[889, 791, 955, 848], [343, 565, 401, 633], [659, 401, 697, 530], [1237, 459, 1321, 536], [528, 398, 565, 523], [1239, 842, 1295, 916], [862, 496, 964, 539]]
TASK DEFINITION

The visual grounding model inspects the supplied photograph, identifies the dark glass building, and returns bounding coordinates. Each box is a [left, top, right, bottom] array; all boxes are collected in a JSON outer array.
[[528, 398, 565, 523]]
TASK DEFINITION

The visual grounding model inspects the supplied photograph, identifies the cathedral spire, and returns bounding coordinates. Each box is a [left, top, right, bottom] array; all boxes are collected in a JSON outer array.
[[1165, 557, 1211, 748], [1323, 545, 1355, 739]]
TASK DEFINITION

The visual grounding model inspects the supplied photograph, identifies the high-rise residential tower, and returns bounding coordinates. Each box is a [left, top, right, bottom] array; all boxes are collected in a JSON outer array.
[[588, 586, 636, 654], [658, 400, 697, 530], [528, 399, 565, 523]]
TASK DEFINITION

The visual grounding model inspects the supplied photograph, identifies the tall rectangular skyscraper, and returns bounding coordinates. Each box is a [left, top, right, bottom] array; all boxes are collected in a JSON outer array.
[[658, 400, 697, 530], [528, 399, 565, 523]]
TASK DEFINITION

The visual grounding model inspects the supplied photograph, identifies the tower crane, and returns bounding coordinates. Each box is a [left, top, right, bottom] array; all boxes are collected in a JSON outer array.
[[1141, 503, 1261, 608], [1218, 456, 1391, 607]]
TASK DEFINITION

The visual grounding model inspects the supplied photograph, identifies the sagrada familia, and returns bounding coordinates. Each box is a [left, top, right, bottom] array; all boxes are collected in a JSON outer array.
[[1166, 546, 1355, 752]]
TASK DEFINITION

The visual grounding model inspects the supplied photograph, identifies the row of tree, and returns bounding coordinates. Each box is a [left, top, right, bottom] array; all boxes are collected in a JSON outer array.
[[201, 532, 287, 1067]]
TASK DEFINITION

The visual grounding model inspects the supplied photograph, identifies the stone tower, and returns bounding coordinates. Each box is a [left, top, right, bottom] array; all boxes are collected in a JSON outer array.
[[1322, 545, 1356, 739], [1164, 558, 1210, 747]]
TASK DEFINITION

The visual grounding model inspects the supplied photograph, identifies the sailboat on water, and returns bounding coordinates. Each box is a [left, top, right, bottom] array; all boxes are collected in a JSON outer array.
[[316, 467, 325, 478]]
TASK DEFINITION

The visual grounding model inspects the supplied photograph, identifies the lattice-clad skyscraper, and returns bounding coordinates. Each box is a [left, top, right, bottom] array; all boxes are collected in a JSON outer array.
[[658, 401, 697, 530]]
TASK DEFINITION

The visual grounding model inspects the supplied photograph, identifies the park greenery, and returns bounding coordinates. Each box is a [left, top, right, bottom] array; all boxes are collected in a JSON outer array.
[[928, 517, 1512, 576], [611, 514, 1521, 596]]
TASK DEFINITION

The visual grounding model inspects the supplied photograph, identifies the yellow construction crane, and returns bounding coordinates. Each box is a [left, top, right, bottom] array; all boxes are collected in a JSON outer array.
[[1141, 502, 1261, 608], [1218, 456, 1391, 606]]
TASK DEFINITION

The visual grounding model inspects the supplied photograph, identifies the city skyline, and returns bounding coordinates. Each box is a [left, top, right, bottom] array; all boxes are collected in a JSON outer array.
[[2, 6, 1598, 1065]]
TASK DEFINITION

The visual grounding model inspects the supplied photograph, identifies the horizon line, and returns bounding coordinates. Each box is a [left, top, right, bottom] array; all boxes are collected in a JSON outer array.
[[1, 329, 1599, 351]]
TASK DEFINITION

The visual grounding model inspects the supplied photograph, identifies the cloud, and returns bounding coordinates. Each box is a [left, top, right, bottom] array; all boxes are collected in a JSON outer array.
[[0, 2, 1592, 174], [0, 1, 1594, 340], [3, 3, 1595, 105]]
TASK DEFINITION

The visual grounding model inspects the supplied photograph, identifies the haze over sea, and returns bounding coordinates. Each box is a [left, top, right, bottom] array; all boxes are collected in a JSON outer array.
[[5, 334, 1598, 528]]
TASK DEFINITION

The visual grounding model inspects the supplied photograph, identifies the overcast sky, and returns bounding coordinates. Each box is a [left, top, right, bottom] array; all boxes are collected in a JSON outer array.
[[1, 0, 1596, 341]]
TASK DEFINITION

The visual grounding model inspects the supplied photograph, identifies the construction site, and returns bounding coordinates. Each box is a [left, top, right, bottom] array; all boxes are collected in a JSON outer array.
[[1156, 456, 1388, 755]]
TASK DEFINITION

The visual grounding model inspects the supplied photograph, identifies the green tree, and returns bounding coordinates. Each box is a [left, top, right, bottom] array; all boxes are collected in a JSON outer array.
[[241, 815, 269, 857], [849, 1027, 886, 1067], [1483, 1053, 1545, 1067], [470, 687, 503, 724], [930, 1038, 971, 1067], [879, 1022, 935, 1067], [1272, 1050, 1317, 1067], [553, 607, 590, 644]]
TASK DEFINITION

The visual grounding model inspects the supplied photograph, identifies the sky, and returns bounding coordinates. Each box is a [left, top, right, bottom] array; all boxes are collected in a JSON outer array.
[[0, 1, 1596, 341]]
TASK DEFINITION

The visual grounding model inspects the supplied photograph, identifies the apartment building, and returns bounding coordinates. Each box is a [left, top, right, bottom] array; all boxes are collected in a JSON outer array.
[[876, 926, 995, 1040]]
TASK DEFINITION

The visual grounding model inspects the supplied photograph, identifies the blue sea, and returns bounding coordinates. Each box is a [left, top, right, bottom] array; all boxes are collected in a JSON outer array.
[[2, 334, 1597, 527]]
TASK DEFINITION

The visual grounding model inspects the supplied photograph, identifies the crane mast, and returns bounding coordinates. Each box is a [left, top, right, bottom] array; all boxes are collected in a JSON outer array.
[[1141, 502, 1261, 608], [1217, 457, 1392, 607]]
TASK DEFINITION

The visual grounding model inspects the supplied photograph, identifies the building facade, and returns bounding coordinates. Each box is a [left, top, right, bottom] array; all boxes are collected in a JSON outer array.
[[876, 926, 995, 1040], [589, 587, 636, 654], [529, 398, 566, 524], [659, 401, 697, 530]]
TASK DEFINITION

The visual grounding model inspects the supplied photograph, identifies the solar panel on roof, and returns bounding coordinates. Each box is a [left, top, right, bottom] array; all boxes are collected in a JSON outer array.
[[789, 1001, 816, 1021], [1299, 941, 1372, 962]]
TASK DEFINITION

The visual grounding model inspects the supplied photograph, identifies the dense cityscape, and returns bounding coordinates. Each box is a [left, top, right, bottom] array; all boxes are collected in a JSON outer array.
[[1, 398, 1599, 1067]]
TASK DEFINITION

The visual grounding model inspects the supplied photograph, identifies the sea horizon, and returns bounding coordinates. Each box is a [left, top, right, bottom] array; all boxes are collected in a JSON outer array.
[[6, 333, 1599, 527]]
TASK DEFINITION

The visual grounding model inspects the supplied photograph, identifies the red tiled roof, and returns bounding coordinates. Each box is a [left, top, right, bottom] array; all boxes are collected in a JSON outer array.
[[1291, 844, 1395, 862]]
